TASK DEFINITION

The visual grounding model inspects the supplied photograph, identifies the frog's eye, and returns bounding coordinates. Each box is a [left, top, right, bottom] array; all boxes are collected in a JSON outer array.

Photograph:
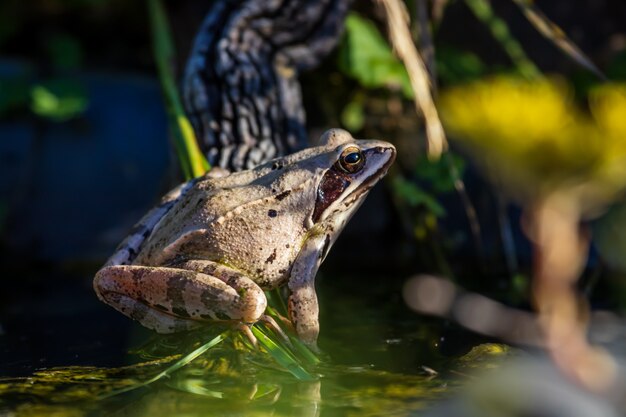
[[338, 147, 365, 173]]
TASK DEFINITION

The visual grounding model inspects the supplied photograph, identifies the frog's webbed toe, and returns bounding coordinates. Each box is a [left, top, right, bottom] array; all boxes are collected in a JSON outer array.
[[93, 264, 266, 333]]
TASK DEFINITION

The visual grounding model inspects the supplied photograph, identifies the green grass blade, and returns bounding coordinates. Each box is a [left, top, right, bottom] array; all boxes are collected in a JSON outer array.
[[286, 334, 322, 366], [464, 0, 540, 79], [264, 306, 321, 366], [511, 0, 605, 80], [147, 0, 209, 180], [251, 326, 317, 381], [100, 332, 226, 399], [150, 332, 226, 379]]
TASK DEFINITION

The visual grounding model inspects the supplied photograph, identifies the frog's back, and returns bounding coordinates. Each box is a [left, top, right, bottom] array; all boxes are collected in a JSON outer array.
[[102, 170, 244, 267], [103, 179, 199, 267], [105, 141, 337, 269], [130, 171, 281, 265]]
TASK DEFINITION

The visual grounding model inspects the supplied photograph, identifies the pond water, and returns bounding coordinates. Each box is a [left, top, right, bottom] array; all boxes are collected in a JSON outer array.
[[0, 267, 504, 416]]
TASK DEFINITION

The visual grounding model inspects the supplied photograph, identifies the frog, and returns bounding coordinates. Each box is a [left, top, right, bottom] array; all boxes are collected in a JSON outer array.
[[93, 129, 395, 346]]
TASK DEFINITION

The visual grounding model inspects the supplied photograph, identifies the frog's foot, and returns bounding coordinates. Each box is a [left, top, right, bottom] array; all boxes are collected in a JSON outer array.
[[94, 265, 267, 333], [265, 310, 295, 333], [236, 323, 258, 349], [259, 315, 291, 344]]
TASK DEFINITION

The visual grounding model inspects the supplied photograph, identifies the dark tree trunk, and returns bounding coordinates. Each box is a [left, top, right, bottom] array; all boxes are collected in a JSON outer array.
[[183, 0, 351, 172]]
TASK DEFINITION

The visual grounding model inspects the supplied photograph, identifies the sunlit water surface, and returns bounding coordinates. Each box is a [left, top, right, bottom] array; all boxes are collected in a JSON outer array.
[[0, 271, 511, 417]]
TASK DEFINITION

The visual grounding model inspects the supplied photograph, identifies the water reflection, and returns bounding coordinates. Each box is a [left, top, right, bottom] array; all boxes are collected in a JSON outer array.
[[0, 273, 495, 416], [0, 344, 452, 417]]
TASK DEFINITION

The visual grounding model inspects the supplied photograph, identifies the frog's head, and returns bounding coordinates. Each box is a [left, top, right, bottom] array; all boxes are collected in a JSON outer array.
[[304, 129, 396, 235], [247, 128, 394, 259]]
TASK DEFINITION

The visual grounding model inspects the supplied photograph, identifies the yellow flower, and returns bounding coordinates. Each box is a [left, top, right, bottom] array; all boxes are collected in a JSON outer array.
[[591, 84, 626, 138], [439, 77, 626, 210]]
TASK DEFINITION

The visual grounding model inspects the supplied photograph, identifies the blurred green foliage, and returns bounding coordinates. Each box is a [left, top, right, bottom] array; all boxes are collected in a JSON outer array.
[[391, 153, 466, 220], [30, 79, 88, 122], [0, 0, 149, 123], [0, 28, 88, 122], [338, 12, 416, 132], [463, 0, 539, 79], [340, 93, 366, 131], [0, 76, 89, 123], [393, 176, 446, 218], [339, 13, 413, 98], [436, 47, 487, 85], [415, 153, 465, 194]]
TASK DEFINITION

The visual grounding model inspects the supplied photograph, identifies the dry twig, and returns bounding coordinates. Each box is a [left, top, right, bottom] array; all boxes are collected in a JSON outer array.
[[376, 0, 448, 159]]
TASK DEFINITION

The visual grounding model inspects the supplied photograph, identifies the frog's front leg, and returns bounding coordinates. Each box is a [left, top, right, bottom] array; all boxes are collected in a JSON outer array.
[[287, 233, 329, 347], [93, 262, 267, 333]]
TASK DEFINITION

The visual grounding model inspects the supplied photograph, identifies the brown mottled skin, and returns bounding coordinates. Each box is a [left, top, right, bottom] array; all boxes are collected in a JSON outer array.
[[94, 129, 395, 346]]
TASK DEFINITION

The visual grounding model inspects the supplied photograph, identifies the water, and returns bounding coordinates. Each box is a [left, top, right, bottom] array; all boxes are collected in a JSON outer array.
[[3, 267, 617, 417], [0, 269, 490, 416]]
